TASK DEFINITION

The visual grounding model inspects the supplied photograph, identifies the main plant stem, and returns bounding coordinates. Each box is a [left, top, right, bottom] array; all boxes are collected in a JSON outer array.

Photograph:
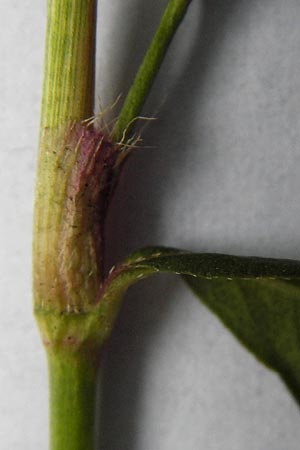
[[41, 0, 96, 128], [34, 1, 99, 450], [48, 352, 98, 450], [34, 1, 194, 449]]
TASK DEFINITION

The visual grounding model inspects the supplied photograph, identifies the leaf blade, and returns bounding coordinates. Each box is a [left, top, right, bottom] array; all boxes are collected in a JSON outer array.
[[122, 246, 300, 280], [101, 246, 300, 403], [185, 276, 300, 402]]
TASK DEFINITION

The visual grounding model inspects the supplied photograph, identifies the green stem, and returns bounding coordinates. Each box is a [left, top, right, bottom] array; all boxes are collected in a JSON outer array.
[[33, 0, 98, 311], [113, 0, 193, 141], [41, 0, 97, 129], [47, 351, 99, 450], [35, 1, 99, 450]]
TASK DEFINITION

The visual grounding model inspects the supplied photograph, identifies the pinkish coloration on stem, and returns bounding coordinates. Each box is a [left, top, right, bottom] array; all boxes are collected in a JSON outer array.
[[63, 123, 123, 279], [33, 122, 129, 314]]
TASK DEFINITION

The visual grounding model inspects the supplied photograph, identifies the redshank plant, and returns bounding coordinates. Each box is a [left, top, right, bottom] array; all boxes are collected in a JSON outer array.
[[33, 1, 300, 449]]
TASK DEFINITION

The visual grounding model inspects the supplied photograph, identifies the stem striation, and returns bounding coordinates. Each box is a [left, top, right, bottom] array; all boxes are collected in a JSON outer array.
[[41, 0, 97, 129]]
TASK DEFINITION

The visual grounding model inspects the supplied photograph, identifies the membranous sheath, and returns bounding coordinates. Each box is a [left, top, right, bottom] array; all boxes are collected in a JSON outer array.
[[33, 122, 123, 313]]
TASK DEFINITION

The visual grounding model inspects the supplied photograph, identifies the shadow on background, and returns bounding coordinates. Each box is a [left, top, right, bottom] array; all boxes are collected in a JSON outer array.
[[97, 1, 246, 449]]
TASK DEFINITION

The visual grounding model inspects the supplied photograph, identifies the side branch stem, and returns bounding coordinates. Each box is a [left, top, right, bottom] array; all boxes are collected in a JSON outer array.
[[113, 0, 193, 141]]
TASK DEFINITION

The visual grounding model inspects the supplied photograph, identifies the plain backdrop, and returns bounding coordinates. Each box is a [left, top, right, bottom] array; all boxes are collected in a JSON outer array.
[[2, 0, 300, 449]]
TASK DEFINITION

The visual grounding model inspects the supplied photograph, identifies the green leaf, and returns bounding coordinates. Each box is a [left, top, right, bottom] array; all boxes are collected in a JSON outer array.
[[185, 276, 300, 403], [102, 246, 300, 403]]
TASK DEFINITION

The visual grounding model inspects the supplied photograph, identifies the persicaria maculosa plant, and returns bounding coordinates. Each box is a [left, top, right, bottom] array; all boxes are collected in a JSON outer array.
[[33, 1, 300, 449]]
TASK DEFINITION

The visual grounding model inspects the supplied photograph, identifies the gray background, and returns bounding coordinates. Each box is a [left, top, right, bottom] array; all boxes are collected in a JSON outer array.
[[2, 0, 300, 448]]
